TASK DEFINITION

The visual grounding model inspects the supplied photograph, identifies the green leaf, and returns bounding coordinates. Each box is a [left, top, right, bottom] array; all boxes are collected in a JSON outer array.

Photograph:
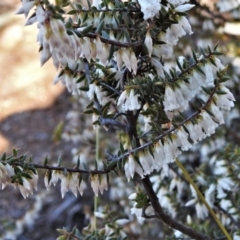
[[67, 10, 77, 15], [12, 148, 18, 157], [44, 156, 48, 166], [1, 152, 6, 160], [57, 155, 62, 167], [81, 24, 94, 35], [79, 86, 89, 91], [95, 18, 105, 34]]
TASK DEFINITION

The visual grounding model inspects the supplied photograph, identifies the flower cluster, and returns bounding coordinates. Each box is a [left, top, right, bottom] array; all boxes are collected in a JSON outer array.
[[128, 192, 155, 224], [163, 56, 225, 113], [44, 170, 86, 198], [125, 93, 234, 180], [0, 162, 38, 199]]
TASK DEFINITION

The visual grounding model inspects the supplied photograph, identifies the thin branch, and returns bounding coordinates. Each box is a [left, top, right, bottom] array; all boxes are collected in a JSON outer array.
[[99, 116, 128, 132], [72, 7, 141, 13], [75, 30, 144, 48], [142, 176, 210, 240], [11, 161, 110, 175], [113, 112, 127, 119], [99, 81, 120, 95]]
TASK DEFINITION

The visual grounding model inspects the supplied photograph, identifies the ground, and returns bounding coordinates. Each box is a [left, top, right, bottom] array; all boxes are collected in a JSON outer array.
[[0, 1, 91, 239]]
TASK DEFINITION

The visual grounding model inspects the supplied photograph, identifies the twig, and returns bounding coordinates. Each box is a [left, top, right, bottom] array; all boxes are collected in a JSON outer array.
[[99, 81, 120, 95], [142, 176, 210, 240], [99, 116, 128, 132]]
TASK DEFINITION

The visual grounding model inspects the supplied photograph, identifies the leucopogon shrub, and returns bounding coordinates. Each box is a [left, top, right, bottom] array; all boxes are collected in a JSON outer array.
[[1, 0, 240, 239]]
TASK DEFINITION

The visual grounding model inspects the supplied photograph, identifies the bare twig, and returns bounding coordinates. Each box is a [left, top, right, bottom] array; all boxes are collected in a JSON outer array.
[[142, 176, 210, 240]]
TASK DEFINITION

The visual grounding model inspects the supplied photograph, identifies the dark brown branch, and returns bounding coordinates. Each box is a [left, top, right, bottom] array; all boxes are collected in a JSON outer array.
[[142, 176, 210, 240], [12, 161, 110, 174], [75, 30, 144, 48], [73, 7, 141, 13]]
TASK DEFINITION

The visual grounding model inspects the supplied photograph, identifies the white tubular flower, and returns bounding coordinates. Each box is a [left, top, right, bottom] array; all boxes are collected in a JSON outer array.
[[151, 57, 164, 77], [165, 28, 179, 45], [87, 83, 106, 105], [130, 50, 138, 75], [186, 121, 206, 144], [121, 48, 131, 71], [205, 183, 215, 208], [154, 141, 165, 170], [176, 127, 192, 151], [80, 37, 92, 62], [144, 31, 153, 57], [114, 49, 123, 70], [189, 70, 205, 95], [179, 16, 193, 35], [196, 202, 208, 220], [163, 136, 181, 164], [128, 192, 137, 200], [210, 103, 224, 124], [115, 219, 130, 226], [203, 63, 214, 85], [15, 1, 36, 17], [214, 84, 235, 110], [50, 19, 70, 46], [138, 151, 154, 175], [125, 89, 141, 111], [68, 173, 80, 197], [185, 185, 209, 220], [99, 174, 108, 194], [163, 84, 189, 112], [60, 174, 69, 198], [153, 43, 173, 59], [124, 154, 144, 181], [200, 111, 218, 136], [138, 0, 161, 20], [24, 15, 37, 26], [44, 170, 52, 190], [233, 232, 240, 240], [202, 19, 215, 31], [163, 85, 177, 112], [94, 211, 106, 219], [51, 170, 61, 186], [117, 90, 128, 106], [90, 174, 100, 196], [17, 184, 32, 199], [95, 36, 109, 66], [22, 178, 33, 192], [130, 202, 145, 224], [40, 43, 51, 66], [28, 171, 38, 191], [175, 4, 195, 12], [157, 187, 177, 218], [216, 177, 234, 199], [90, 174, 108, 196], [78, 180, 86, 196], [118, 89, 141, 111], [165, 16, 193, 45], [213, 57, 225, 71]]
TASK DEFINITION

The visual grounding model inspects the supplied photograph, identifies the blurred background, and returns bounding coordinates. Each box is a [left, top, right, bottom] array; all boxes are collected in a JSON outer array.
[[0, 1, 92, 239]]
